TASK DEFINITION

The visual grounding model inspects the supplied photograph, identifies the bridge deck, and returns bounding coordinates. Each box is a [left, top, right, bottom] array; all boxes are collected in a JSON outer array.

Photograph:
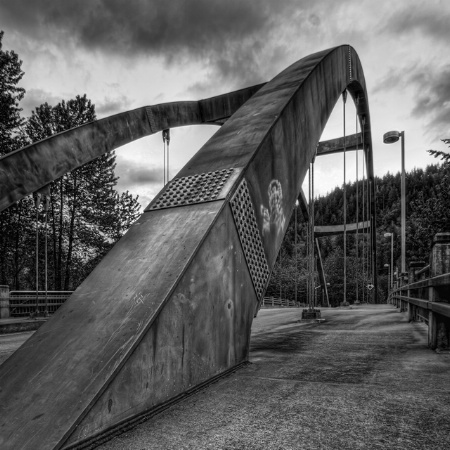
[[93, 304, 450, 450]]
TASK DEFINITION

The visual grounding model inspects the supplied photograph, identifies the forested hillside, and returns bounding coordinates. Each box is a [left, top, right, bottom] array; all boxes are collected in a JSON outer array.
[[266, 155, 450, 306]]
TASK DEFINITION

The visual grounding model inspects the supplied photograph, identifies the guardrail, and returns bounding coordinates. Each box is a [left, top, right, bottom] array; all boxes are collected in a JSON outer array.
[[260, 297, 301, 308], [388, 233, 450, 351], [0, 287, 73, 318]]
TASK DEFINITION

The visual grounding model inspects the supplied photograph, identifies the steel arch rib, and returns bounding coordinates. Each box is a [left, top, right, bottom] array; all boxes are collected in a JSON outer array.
[[0, 83, 265, 212], [0, 45, 375, 449]]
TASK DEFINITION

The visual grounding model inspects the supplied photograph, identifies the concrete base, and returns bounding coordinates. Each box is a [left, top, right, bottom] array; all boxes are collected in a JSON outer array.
[[302, 309, 321, 320]]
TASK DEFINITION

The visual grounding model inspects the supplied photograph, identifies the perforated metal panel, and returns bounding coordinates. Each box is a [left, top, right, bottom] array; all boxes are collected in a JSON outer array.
[[230, 179, 270, 299], [149, 168, 234, 210]]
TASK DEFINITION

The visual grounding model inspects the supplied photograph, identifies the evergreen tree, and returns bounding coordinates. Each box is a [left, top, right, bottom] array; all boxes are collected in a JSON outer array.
[[0, 30, 33, 288], [0, 30, 25, 155], [23, 96, 141, 290], [266, 152, 450, 305]]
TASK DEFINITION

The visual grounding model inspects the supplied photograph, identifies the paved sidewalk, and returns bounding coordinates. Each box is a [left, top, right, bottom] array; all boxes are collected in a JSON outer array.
[[88, 305, 450, 448]]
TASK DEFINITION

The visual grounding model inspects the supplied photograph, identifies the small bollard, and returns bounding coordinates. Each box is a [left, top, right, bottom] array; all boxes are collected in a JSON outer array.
[[0, 285, 10, 319]]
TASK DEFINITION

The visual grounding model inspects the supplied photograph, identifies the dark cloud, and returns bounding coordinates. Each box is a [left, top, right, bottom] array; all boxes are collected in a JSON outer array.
[[19, 88, 67, 116], [0, 0, 314, 87], [309, 14, 321, 26], [374, 60, 450, 137], [115, 158, 163, 187], [382, 6, 450, 42], [0, 0, 297, 54], [410, 65, 450, 137]]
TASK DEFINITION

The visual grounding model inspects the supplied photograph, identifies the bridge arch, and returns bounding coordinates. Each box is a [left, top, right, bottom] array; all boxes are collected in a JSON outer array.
[[0, 45, 375, 449]]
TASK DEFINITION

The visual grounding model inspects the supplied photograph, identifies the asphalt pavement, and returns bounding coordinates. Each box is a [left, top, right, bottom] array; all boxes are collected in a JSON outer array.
[[0, 331, 34, 365], [2, 305, 449, 449], [93, 304, 450, 450]]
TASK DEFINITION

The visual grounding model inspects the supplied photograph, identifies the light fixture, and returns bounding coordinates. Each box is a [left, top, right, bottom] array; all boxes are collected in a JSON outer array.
[[383, 130, 401, 144]]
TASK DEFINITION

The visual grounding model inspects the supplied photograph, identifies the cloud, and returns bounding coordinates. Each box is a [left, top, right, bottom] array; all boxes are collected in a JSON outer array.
[[19, 88, 67, 117], [115, 158, 163, 188], [0, 0, 318, 89], [382, 5, 450, 42], [409, 65, 450, 137], [373, 61, 450, 138], [95, 94, 132, 118]]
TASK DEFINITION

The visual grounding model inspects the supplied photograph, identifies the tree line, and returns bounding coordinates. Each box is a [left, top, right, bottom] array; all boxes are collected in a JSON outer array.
[[266, 147, 450, 306]]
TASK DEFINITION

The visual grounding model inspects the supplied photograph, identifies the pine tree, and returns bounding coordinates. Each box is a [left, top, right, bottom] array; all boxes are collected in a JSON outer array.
[[23, 95, 141, 290], [0, 30, 33, 288], [0, 30, 25, 155]]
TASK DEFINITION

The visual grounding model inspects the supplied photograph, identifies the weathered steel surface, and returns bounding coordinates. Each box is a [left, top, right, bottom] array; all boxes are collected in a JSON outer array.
[[0, 45, 375, 449], [0, 202, 225, 449], [0, 84, 264, 213], [314, 220, 371, 237], [64, 203, 256, 446], [317, 133, 362, 156]]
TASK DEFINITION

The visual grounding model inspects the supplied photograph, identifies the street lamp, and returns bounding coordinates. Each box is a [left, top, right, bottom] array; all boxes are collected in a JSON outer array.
[[383, 130, 406, 276], [294, 199, 299, 304], [384, 232, 394, 289], [383, 263, 390, 292]]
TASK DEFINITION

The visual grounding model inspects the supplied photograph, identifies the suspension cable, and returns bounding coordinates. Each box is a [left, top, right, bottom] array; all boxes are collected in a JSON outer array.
[[361, 116, 366, 303], [311, 156, 315, 309], [43, 193, 50, 317], [342, 90, 347, 305], [163, 136, 166, 186], [33, 192, 41, 317], [295, 199, 298, 304], [307, 164, 311, 308], [162, 129, 171, 185], [355, 98, 359, 304]]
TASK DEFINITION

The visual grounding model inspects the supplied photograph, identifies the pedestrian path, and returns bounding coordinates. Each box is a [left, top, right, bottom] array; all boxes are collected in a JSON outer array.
[[95, 304, 450, 450]]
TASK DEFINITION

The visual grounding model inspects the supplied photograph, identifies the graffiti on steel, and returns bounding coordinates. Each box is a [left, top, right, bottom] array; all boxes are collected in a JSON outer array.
[[260, 179, 286, 241]]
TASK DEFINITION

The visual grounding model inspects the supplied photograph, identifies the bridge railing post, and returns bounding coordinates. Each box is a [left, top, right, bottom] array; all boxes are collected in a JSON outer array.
[[0, 285, 10, 319], [428, 233, 450, 349]]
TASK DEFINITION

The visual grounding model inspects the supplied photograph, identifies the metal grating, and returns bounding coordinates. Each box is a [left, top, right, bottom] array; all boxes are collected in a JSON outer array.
[[230, 179, 270, 300], [149, 168, 234, 210]]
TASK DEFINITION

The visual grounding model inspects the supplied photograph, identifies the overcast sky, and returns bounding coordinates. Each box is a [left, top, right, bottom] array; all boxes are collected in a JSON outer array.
[[1, 0, 449, 208]]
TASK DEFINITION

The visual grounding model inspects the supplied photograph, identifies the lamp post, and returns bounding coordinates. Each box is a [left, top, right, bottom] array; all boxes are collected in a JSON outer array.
[[295, 199, 299, 304], [383, 130, 406, 276], [384, 263, 390, 293], [384, 232, 394, 289]]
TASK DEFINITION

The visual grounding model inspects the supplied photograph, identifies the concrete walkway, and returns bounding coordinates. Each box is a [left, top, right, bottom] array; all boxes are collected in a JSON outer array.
[[95, 304, 450, 450]]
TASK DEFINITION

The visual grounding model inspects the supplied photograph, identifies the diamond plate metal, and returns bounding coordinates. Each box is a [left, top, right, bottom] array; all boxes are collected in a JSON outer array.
[[149, 169, 234, 210], [230, 179, 270, 300]]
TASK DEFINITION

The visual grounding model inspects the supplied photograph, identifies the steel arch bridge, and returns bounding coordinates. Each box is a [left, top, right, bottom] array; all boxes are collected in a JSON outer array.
[[0, 45, 376, 449]]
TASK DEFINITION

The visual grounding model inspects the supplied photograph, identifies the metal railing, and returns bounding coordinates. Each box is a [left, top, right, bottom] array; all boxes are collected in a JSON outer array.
[[260, 297, 301, 308], [388, 273, 450, 350], [386, 233, 450, 350], [9, 291, 73, 317]]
